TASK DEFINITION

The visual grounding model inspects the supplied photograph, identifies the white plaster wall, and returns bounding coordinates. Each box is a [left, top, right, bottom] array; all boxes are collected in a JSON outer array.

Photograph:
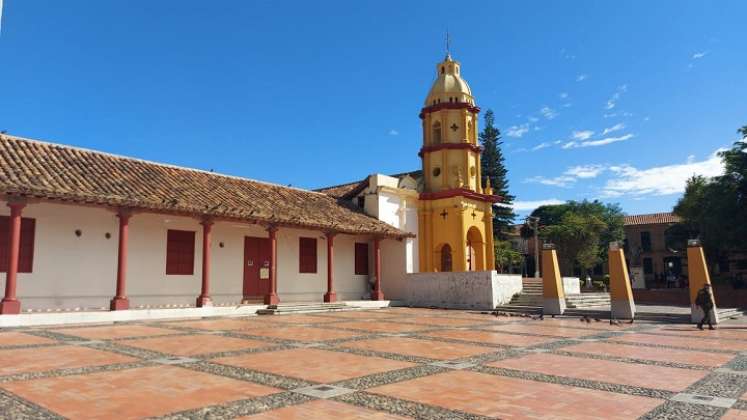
[[1, 201, 119, 310], [0, 200, 376, 310]]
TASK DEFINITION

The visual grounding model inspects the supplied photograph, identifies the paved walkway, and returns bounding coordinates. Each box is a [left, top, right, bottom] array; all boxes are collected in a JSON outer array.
[[0, 308, 746, 419]]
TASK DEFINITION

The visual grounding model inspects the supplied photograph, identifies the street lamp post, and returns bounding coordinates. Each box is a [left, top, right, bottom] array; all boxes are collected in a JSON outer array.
[[525, 216, 540, 279]]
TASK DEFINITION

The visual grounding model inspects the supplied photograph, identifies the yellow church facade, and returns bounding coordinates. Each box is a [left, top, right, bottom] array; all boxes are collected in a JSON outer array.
[[417, 54, 499, 273]]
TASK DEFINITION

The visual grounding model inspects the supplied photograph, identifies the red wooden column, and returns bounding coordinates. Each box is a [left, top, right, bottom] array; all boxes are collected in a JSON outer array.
[[0, 201, 26, 315], [324, 232, 336, 303], [371, 238, 385, 300], [110, 210, 131, 311], [196, 220, 213, 307], [264, 226, 280, 305]]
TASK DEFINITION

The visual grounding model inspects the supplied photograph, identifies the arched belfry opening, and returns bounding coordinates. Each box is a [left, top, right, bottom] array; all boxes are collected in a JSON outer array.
[[432, 121, 442, 144]]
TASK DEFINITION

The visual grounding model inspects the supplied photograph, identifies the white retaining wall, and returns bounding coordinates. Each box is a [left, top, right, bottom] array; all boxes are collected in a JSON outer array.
[[562, 277, 581, 295], [404, 271, 522, 310]]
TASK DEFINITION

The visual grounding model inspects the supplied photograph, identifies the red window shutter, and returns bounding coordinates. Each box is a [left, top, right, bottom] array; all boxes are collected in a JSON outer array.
[[0, 216, 35, 273], [299, 237, 317, 273], [355, 243, 369, 275], [166, 229, 195, 275]]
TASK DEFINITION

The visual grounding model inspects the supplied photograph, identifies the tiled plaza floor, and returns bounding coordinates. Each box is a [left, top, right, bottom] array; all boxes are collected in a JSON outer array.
[[1, 307, 746, 419]]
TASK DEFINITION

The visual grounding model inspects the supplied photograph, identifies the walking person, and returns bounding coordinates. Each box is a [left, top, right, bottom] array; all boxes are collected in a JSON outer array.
[[695, 284, 716, 330]]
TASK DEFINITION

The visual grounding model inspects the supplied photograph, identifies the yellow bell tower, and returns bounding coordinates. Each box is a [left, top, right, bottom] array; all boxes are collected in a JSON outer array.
[[417, 53, 499, 272]]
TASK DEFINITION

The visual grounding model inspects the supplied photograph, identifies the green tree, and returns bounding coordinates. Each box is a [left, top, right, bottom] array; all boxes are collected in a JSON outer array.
[[494, 240, 522, 273], [479, 109, 515, 239], [520, 200, 625, 275], [674, 124, 747, 264]]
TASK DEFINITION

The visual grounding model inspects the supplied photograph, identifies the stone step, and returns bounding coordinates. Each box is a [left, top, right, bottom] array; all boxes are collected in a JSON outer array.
[[257, 302, 352, 315]]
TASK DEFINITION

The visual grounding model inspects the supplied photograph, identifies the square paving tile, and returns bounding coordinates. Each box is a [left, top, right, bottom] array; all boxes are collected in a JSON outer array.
[[331, 321, 429, 334], [368, 370, 662, 419], [399, 316, 485, 327], [163, 318, 269, 331], [240, 399, 409, 419], [239, 326, 363, 342], [124, 334, 268, 356], [214, 348, 414, 382], [493, 353, 708, 392], [320, 310, 406, 320], [722, 410, 747, 420], [341, 336, 492, 360], [51, 325, 180, 340], [542, 318, 636, 331], [486, 322, 596, 338], [259, 314, 341, 324], [0, 332, 56, 347], [564, 341, 735, 367], [1, 365, 278, 419], [0, 345, 136, 376], [653, 325, 747, 341], [614, 332, 747, 352], [423, 329, 554, 347]]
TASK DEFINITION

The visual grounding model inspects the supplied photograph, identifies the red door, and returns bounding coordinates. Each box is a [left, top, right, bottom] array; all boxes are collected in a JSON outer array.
[[243, 236, 271, 300]]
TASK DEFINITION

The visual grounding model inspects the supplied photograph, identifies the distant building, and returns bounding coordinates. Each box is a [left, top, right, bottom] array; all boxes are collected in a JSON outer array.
[[623, 212, 683, 288]]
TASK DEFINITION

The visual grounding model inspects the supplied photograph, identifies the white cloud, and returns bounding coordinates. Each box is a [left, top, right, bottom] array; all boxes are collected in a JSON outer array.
[[563, 133, 634, 149], [692, 51, 707, 59], [525, 175, 576, 187], [601, 151, 725, 197], [388, 129, 399, 136], [602, 123, 625, 135], [531, 142, 551, 151], [511, 199, 565, 212], [506, 124, 530, 138], [540, 106, 558, 120], [572, 130, 594, 141], [576, 74, 588, 82], [564, 164, 605, 179], [604, 84, 628, 110], [528, 116, 539, 123], [559, 92, 569, 99]]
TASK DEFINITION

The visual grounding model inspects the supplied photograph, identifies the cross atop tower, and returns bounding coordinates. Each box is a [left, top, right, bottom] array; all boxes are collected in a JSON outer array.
[[445, 31, 452, 60]]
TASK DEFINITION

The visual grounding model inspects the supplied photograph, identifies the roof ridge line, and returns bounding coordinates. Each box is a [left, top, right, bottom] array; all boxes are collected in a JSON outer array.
[[0, 134, 328, 197]]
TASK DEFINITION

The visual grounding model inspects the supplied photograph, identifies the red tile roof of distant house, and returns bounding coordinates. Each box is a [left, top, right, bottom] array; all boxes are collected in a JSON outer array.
[[623, 212, 681, 226]]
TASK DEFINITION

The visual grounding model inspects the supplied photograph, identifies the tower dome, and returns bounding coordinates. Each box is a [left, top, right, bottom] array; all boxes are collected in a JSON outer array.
[[424, 54, 475, 106]]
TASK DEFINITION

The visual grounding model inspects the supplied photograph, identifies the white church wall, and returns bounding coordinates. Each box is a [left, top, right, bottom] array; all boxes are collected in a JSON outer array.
[[0, 200, 376, 310]]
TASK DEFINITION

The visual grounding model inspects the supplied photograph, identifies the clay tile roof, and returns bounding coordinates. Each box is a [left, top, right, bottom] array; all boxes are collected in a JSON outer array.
[[623, 212, 681, 226], [316, 170, 422, 200], [0, 135, 412, 238]]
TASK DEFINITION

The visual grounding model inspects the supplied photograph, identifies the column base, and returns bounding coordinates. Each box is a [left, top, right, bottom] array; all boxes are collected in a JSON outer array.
[[691, 304, 720, 324], [196, 296, 213, 307], [543, 297, 566, 315], [110, 297, 130, 311], [371, 290, 385, 301], [323, 291, 337, 303], [264, 293, 279, 305], [0, 299, 21, 315], [611, 299, 636, 320]]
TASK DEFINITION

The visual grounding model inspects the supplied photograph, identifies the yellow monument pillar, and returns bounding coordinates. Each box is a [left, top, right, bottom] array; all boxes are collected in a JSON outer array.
[[608, 242, 635, 320], [687, 239, 719, 324], [541, 243, 566, 315]]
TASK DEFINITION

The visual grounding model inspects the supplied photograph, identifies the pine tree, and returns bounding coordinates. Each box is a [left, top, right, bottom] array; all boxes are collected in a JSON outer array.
[[479, 109, 515, 239]]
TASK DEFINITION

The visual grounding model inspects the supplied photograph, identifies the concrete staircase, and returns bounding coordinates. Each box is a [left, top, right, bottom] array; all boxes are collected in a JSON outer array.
[[257, 302, 355, 315], [565, 293, 611, 308], [495, 278, 611, 314]]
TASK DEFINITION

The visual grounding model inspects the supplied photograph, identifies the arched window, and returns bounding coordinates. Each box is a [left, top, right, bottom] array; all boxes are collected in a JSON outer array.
[[432, 122, 442, 144], [441, 66, 445, 74], [440, 244, 453, 272]]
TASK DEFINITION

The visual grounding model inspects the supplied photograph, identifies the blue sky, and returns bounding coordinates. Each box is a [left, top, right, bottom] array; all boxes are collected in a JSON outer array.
[[1, 1, 745, 218]]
